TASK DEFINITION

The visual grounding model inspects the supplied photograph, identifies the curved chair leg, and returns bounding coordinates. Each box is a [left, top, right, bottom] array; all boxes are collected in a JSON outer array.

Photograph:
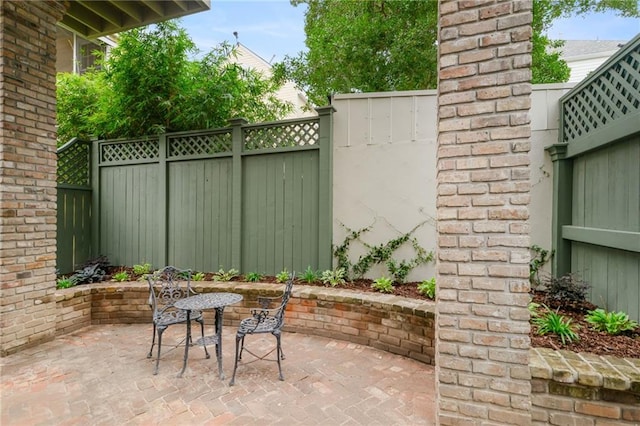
[[275, 332, 284, 381], [154, 326, 166, 375], [148, 324, 157, 358], [229, 332, 244, 386]]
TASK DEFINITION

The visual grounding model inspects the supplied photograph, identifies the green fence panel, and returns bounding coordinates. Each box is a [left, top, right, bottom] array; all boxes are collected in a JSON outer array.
[[56, 138, 92, 274], [167, 158, 233, 272], [56, 187, 92, 274], [98, 164, 161, 268], [550, 34, 640, 321], [572, 242, 639, 322], [241, 150, 320, 274], [90, 113, 333, 275]]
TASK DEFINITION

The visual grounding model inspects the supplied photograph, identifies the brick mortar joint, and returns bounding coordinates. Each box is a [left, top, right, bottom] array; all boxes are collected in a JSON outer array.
[[530, 347, 640, 393]]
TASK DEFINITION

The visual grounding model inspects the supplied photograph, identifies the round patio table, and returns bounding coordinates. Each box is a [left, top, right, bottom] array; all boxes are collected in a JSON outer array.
[[174, 292, 243, 379]]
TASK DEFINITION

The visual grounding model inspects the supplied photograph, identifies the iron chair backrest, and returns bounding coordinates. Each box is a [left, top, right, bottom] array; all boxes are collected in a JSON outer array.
[[147, 266, 194, 319], [252, 274, 295, 330]]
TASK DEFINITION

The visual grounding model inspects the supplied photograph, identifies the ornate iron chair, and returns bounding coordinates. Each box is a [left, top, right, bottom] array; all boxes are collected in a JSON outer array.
[[229, 274, 295, 386], [146, 266, 209, 375]]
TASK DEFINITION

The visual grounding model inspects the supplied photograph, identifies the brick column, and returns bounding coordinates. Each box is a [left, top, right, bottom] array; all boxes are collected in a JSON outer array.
[[1, 0, 67, 355], [436, 1, 532, 424]]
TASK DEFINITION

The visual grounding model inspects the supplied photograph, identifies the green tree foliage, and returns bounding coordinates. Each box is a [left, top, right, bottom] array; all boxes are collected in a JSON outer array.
[[275, 0, 438, 106], [277, 0, 639, 106], [56, 72, 105, 143], [57, 21, 291, 144]]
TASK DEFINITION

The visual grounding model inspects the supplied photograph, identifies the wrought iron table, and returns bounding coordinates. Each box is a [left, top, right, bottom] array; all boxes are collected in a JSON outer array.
[[174, 292, 243, 378]]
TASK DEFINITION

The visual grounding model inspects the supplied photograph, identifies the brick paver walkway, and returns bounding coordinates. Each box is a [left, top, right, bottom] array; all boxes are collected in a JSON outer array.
[[1, 324, 435, 425]]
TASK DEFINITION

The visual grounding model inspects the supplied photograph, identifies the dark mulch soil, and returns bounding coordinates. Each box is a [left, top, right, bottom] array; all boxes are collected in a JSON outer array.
[[530, 291, 640, 359], [102, 267, 640, 359]]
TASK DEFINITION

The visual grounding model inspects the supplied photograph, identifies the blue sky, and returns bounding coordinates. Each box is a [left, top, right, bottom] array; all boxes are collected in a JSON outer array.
[[180, 1, 640, 63]]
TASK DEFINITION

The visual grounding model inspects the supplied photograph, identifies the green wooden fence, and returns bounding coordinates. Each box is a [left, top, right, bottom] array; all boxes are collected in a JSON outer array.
[[80, 107, 334, 275], [547, 33, 640, 320], [56, 138, 92, 274]]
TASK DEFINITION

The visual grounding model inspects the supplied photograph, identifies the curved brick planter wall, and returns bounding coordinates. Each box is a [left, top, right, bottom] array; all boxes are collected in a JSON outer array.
[[55, 282, 640, 423], [55, 282, 436, 365]]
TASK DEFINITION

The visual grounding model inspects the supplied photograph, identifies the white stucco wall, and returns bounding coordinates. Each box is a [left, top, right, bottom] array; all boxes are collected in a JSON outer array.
[[331, 84, 574, 281]]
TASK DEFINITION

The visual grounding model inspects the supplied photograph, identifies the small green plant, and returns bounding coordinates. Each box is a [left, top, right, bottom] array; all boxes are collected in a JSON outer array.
[[387, 259, 412, 284], [213, 268, 239, 282], [276, 268, 291, 283], [112, 270, 129, 282], [56, 277, 76, 289], [533, 305, 579, 345], [301, 266, 320, 284], [528, 301, 541, 318], [133, 263, 152, 276], [417, 278, 436, 299], [371, 276, 394, 293], [244, 272, 263, 283], [192, 271, 205, 281], [585, 308, 639, 335], [320, 268, 346, 287]]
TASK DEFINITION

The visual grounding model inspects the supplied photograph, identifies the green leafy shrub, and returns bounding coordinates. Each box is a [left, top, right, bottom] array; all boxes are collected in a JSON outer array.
[[244, 272, 263, 283], [301, 266, 320, 284], [417, 278, 436, 299], [371, 277, 394, 293], [56, 277, 76, 289], [533, 306, 579, 345], [133, 263, 152, 276], [545, 273, 590, 303], [213, 268, 239, 282], [320, 268, 346, 287], [585, 308, 639, 335], [112, 270, 129, 282], [276, 268, 291, 283], [192, 271, 205, 281]]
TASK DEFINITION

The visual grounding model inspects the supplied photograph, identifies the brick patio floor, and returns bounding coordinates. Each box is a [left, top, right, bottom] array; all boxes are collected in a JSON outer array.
[[0, 324, 435, 425]]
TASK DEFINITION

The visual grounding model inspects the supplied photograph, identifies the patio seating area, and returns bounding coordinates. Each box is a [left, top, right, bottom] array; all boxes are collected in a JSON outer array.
[[0, 323, 435, 425]]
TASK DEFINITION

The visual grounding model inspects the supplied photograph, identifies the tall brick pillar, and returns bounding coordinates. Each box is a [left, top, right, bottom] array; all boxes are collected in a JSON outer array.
[[435, 1, 532, 424], [1, 0, 67, 355]]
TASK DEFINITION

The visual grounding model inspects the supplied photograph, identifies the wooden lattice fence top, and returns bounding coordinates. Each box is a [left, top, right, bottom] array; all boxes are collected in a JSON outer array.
[[100, 138, 159, 164], [57, 138, 90, 187], [168, 131, 232, 157], [561, 34, 640, 143], [57, 117, 322, 181], [243, 120, 319, 150]]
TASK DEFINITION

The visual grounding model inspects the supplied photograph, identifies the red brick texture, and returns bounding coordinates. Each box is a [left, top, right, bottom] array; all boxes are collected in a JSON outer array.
[[436, 1, 533, 424], [0, 0, 68, 356]]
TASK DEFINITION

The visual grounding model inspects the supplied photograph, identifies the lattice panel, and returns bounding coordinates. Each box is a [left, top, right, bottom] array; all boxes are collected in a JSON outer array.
[[57, 140, 90, 186], [563, 43, 640, 142], [100, 139, 159, 163], [244, 120, 319, 150], [168, 132, 232, 157]]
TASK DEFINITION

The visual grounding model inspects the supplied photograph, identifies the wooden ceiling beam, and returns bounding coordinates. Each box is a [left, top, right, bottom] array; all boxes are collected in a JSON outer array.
[[76, 0, 123, 27]]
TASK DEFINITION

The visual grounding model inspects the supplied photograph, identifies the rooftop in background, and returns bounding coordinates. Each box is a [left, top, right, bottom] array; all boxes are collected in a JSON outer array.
[[560, 39, 627, 59], [558, 39, 629, 84]]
